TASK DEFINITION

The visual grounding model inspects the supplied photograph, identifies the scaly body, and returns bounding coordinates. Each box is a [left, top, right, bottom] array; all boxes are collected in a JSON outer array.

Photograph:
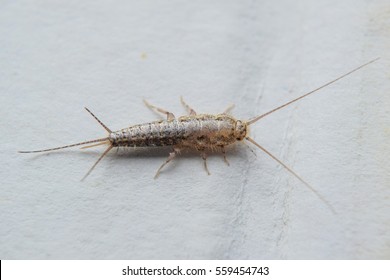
[[109, 114, 246, 149], [19, 58, 379, 213]]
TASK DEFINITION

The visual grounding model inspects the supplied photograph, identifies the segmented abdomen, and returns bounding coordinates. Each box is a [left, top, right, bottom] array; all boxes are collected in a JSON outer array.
[[109, 120, 186, 147], [108, 114, 237, 148]]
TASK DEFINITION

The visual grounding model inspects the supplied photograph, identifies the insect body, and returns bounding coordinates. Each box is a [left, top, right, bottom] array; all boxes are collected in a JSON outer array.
[[110, 114, 245, 149], [19, 58, 379, 213]]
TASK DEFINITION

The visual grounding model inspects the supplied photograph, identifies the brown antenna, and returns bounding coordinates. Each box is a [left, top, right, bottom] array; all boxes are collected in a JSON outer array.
[[247, 57, 380, 125]]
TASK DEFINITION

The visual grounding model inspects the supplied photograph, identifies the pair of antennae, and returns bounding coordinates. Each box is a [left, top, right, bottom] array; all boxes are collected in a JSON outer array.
[[19, 58, 379, 209], [242, 57, 379, 214]]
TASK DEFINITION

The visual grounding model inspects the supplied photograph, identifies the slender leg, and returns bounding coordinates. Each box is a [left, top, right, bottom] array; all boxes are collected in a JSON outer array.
[[200, 152, 211, 175], [221, 146, 230, 166], [180, 96, 197, 115], [143, 99, 175, 121], [154, 148, 180, 179], [223, 104, 235, 114]]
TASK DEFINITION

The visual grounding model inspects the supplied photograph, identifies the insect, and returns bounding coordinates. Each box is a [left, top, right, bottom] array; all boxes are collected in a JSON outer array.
[[19, 58, 379, 213]]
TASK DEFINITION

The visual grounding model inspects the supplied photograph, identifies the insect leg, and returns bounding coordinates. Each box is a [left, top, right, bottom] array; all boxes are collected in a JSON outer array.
[[180, 96, 197, 115], [221, 146, 230, 166], [143, 99, 175, 121], [223, 104, 235, 114], [154, 147, 180, 179], [200, 151, 211, 175]]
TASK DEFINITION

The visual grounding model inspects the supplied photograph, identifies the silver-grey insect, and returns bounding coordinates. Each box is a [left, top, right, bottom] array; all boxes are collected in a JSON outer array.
[[19, 58, 379, 213]]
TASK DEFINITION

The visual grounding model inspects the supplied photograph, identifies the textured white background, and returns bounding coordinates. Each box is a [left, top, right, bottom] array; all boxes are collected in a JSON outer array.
[[1, 0, 389, 259]]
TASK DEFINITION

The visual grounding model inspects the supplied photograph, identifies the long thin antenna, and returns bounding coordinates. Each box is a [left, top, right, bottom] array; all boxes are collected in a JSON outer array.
[[247, 57, 380, 125], [246, 136, 336, 214], [18, 137, 109, 153]]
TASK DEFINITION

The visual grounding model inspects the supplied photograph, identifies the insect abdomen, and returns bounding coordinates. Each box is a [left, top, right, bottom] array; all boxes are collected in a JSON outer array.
[[109, 114, 238, 149], [109, 120, 186, 147]]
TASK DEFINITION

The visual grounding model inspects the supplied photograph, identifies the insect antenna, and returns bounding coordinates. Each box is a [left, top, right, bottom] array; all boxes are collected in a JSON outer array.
[[247, 57, 380, 125], [245, 136, 336, 214]]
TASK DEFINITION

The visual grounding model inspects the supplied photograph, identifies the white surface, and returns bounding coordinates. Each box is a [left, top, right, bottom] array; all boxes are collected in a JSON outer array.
[[1, 0, 389, 259]]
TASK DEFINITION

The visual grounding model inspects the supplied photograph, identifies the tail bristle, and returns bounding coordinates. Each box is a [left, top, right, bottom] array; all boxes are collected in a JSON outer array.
[[84, 107, 112, 133], [81, 145, 113, 181], [18, 137, 109, 153]]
